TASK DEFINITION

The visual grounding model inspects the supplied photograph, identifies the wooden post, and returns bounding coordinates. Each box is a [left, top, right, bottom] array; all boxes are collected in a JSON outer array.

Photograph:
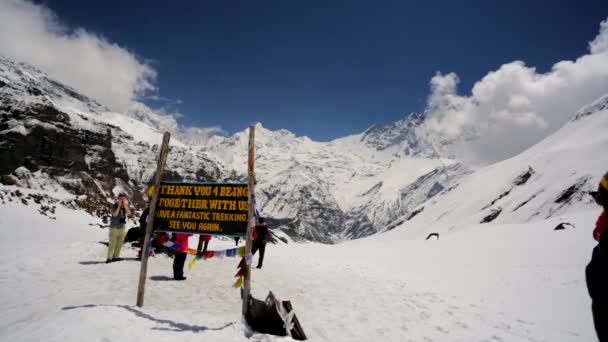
[[197, 236, 210, 253], [242, 125, 256, 316], [136, 132, 171, 307], [197, 236, 204, 252]]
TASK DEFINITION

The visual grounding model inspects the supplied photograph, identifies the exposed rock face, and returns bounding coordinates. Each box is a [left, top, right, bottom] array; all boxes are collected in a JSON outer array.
[[0, 101, 139, 204], [0, 105, 120, 176], [0, 56, 230, 211]]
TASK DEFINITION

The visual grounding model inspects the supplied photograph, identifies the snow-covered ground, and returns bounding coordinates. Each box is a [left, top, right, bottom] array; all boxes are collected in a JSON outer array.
[[0, 185, 599, 341]]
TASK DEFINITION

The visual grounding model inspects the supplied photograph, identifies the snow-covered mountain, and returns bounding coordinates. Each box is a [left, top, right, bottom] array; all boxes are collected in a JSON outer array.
[[2, 55, 606, 244], [0, 56, 235, 218], [380, 93, 608, 240], [0, 56, 461, 243]]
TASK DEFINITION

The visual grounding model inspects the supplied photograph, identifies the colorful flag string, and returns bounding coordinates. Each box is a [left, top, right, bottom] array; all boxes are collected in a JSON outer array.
[[233, 253, 254, 289], [187, 246, 246, 270], [145, 234, 156, 257]]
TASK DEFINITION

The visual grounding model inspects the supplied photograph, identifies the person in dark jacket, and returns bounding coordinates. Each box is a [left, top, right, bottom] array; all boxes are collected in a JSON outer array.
[[252, 217, 268, 269], [197, 234, 212, 254], [137, 204, 150, 259], [587, 172, 608, 341], [173, 233, 191, 280], [139, 204, 150, 230]]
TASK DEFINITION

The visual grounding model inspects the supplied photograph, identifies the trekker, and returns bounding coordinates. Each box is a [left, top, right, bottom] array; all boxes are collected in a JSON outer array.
[[137, 203, 150, 259], [252, 217, 268, 269], [107, 193, 132, 263], [197, 234, 212, 254], [139, 203, 150, 231], [586, 172, 608, 341], [173, 233, 192, 280]]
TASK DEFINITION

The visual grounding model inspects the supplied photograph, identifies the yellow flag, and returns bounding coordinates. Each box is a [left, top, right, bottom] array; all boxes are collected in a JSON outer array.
[[233, 276, 243, 288], [237, 246, 246, 257], [188, 257, 197, 269]]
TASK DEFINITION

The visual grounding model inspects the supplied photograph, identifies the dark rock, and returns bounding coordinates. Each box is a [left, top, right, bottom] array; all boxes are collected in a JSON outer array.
[[482, 190, 512, 211], [27, 87, 43, 96], [125, 227, 141, 242], [427, 182, 444, 198], [513, 166, 535, 186], [481, 208, 502, 223], [555, 178, 590, 204], [482, 167, 536, 211], [512, 193, 539, 212], [407, 206, 425, 220], [554, 222, 575, 230], [425, 233, 439, 240]]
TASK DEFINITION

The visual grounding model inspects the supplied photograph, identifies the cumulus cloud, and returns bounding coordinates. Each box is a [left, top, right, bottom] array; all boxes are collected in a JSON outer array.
[[0, 0, 156, 112], [0, 0, 225, 144], [590, 18, 608, 54], [127, 102, 227, 144], [181, 126, 228, 145], [420, 17, 608, 165]]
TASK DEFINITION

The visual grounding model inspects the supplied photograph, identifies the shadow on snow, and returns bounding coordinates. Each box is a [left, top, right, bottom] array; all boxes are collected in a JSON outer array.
[[61, 304, 235, 333]]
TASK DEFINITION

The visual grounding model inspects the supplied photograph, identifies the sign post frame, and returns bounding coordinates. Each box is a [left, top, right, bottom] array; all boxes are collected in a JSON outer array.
[[136, 132, 171, 307], [242, 125, 256, 315]]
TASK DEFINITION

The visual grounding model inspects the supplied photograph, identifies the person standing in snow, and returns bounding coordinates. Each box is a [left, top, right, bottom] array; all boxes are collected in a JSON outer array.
[[173, 233, 192, 280], [107, 193, 132, 263], [586, 172, 608, 341], [137, 203, 150, 259], [197, 234, 212, 254], [252, 217, 268, 269]]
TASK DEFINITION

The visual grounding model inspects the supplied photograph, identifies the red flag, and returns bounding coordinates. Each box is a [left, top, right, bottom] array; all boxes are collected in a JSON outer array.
[[234, 267, 245, 278], [203, 251, 215, 259]]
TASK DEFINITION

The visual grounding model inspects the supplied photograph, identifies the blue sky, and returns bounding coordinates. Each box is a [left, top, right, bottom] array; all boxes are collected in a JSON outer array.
[[38, 0, 608, 140]]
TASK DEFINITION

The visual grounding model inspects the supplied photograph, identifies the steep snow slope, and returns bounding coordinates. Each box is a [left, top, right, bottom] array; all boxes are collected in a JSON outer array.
[[385, 94, 608, 240]]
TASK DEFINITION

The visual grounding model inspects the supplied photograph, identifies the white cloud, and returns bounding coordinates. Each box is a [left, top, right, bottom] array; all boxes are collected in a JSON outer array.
[[0, 0, 156, 112], [0, 0, 225, 144], [127, 102, 227, 144], [590, 18, 608, 54], [181, 126, 228, 145], [420, 17, 608, 165]]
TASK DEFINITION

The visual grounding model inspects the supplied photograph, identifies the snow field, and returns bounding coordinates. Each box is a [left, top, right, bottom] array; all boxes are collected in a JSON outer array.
[[0, 191, 599, 341]]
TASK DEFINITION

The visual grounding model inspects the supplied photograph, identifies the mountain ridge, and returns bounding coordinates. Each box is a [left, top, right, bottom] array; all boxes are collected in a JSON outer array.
[[2, 55, 605, 243]]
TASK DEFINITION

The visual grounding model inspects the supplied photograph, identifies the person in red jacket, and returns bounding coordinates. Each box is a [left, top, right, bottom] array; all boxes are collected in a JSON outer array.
[[252, 217, 268, 269], [594, 209, 608, 241], [586, 172, 608, 341], [173, 233, 192, 281]]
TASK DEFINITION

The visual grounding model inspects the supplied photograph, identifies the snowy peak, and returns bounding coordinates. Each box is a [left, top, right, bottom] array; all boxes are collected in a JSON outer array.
[[0, 56, 107, 114], [359, 111, 436, 156], [572, 93, 608, 121]]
